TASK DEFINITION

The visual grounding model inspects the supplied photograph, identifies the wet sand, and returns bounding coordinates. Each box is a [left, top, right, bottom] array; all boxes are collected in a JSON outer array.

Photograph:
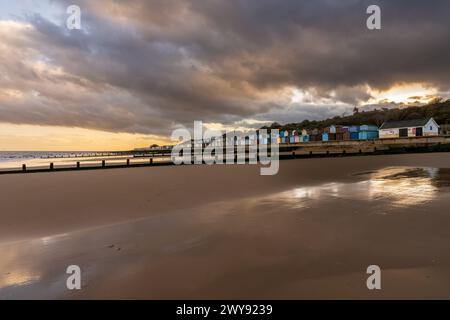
[[1, 153, 450, 299]]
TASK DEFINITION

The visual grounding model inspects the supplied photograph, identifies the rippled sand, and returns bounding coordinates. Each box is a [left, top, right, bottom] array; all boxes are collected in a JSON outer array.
[[1, 153, 450, 299]]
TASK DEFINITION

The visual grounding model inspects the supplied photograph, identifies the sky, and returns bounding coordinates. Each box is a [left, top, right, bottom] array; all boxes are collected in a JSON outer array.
[[1, 0, 450, 150]]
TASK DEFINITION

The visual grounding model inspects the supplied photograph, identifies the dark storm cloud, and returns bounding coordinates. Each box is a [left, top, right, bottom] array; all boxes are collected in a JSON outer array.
[[1, 0, 450, 135]]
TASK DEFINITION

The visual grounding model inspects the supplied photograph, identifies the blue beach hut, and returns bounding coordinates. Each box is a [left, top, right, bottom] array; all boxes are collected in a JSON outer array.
[[358, 125, 379, 140]]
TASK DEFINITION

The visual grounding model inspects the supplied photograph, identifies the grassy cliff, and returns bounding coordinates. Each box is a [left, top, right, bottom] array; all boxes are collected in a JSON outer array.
[[265, 99, 450, 131]]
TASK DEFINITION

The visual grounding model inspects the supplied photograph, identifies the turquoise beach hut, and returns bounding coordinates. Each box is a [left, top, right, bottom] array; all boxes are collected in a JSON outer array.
[[358, 125, 379, 140]]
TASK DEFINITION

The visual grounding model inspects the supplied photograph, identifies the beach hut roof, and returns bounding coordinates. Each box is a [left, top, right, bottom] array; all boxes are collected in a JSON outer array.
[[380, 118, 434, 129]]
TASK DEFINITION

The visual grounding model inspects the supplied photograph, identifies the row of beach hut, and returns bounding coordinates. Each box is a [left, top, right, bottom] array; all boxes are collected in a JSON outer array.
[[204, 124, 380, 146], [194, 118, 440, 147], [276, 125, 379, 144]]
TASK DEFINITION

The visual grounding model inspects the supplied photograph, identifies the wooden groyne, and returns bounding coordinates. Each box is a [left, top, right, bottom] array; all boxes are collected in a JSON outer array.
[[0, 157, 164, 175]]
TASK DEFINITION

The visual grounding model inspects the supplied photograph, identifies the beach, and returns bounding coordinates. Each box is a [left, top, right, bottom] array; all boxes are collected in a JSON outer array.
[[1, 153, 450, 299]]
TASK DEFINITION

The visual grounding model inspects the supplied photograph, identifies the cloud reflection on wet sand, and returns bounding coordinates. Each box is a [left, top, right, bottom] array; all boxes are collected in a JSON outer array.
[[273, 167, 450, 211]]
